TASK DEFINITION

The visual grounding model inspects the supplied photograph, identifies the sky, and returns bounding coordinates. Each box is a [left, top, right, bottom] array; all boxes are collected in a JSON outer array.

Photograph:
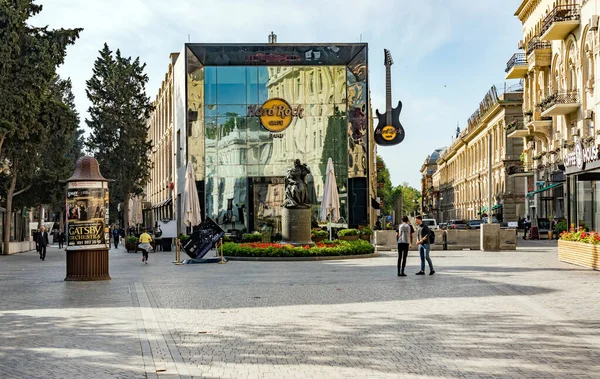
[[33, 0, 524, 190]]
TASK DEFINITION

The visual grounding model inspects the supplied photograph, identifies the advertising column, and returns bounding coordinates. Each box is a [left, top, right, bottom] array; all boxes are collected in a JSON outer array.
[[64, 156, 112, 281]]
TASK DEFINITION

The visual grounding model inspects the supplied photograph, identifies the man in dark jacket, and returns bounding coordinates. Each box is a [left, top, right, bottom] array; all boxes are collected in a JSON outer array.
[[415, 215, 435, 275], [58, 229, 65, 249], [37, 226, 50, 261]]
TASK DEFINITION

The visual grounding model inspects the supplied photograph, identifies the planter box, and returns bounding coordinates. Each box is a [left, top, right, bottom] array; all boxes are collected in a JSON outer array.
[[360, 234, 372, 241], [558, 240, 600, 271], [312, 236, 326, 243], [339, 235, 359, 241]]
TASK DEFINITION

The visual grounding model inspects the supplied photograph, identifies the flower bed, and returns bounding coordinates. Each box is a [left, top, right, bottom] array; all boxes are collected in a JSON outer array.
[[223, 239, 374, 258], [558, 230, 600, 270]]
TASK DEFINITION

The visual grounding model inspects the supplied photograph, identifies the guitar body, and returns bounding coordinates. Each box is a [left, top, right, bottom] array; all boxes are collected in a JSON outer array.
[[374, 101, 404, 146]]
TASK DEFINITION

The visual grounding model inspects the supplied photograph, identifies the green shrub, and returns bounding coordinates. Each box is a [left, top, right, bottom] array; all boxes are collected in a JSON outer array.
[[311, 230, 328, 237], [338, 228, 359, 237], [222, 235, 232, 243], [555, 220, 568, 234], [178, 233, 190, 242], [242, 232, 262, 242], [360, 227, 373, 235], [126, 236, 138, 244], [222, 239, 374, 257]]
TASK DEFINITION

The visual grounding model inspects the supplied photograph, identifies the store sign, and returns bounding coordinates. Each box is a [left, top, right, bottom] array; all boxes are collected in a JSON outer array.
[[66, 181, 109, 250], [247, 98, 304, 133], [564, 140, 599, 170]]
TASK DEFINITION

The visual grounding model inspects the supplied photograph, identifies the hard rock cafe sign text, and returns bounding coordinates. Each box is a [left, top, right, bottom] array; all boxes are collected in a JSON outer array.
[[564, 140, 600, 170], [247, 98, 304, 133]]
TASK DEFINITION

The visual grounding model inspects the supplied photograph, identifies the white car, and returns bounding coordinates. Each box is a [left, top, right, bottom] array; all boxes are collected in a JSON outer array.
[[422, 219, 439, 230]]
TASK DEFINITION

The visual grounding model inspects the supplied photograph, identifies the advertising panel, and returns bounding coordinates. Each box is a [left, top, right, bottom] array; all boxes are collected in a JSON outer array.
[[66, 181, 109, 250]]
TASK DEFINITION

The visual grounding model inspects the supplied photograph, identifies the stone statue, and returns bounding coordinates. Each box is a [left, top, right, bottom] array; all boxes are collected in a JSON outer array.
[[282, 159, 311, 209]]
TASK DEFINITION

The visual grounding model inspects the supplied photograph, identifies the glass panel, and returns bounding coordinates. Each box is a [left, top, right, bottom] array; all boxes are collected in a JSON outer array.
[[187, 48, 205, 180], [217, 66, 247, 104], [205, 66, 217, 106], [577, 180, 592, 230]]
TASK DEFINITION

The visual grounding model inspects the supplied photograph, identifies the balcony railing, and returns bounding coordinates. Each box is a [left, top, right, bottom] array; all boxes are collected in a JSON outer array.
[[505, 53, 527, 73], [539, 91, 579, 111], [505, 120, 525, 134], [541, 4, 581, 37], [507, 164, 535, 176], [526, 38, 552, 56]]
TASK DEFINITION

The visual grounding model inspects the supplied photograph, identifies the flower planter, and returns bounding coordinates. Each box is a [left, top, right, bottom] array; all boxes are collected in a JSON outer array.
[[339, 235, 359, 241], [360, 234, 371, 241], [558, 240, 600, 271], [312, 236, 326, 243], [125, 242, 137, 253]]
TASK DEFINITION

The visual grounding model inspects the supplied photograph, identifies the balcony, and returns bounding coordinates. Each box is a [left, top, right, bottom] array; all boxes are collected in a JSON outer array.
[[507, 163, 534, 177], [526, 38, 552, 69], [524, 109, 553, 140], [539, 91, 580, 117], [505, 53, 527, 79], [540, 5, 581, 41], [506, 120, 529, 139]]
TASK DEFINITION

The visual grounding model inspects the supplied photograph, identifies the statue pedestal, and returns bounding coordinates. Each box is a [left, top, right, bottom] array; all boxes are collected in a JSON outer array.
[[281, 208, 314, 246]]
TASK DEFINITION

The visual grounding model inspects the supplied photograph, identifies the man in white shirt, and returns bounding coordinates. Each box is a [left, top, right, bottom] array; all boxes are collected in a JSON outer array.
[[395, 216, 413, 277]]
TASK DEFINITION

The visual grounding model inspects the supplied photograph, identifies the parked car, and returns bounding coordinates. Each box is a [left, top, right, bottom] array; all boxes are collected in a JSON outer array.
[[447, 219, 469, 229], [438, 222, 447, 230], [422, 218, 438, 230], [468, 219, 483, 229]]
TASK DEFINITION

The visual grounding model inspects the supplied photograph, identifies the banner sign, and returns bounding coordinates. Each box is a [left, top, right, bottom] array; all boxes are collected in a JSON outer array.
[[564, 140, 599, 171], [182, 217, 225, 260], [66, 181, 109, 250]]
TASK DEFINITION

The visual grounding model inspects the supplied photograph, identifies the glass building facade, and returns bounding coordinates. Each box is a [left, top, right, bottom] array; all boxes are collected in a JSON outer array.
[[176, 43, 371, 233]]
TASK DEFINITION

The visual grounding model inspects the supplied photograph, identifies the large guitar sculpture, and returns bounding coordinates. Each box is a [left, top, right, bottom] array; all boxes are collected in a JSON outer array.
[[374, 49, 405, 146]]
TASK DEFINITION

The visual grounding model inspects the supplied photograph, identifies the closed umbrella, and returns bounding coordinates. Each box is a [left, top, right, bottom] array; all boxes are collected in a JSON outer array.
[[320, 158, 340, 240], [184, 161, 202, 229]]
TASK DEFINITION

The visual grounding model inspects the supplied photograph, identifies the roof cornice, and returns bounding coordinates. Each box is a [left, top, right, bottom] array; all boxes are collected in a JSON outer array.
[[515, 0, 542, 22]]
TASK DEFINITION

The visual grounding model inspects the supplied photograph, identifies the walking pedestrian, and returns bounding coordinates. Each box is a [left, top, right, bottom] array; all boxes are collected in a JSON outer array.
[[396, 216, 413, 277], [523, 215, 531, 240], [112, 226, 120, 249], [37, 226, 50, 261], [138, 228, 153, 264], [58, 229, 65, 249], [415, 215, 435, 275]]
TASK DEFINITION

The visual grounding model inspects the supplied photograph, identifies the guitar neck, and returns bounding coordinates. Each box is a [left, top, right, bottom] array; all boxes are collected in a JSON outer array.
[[386, 65, 392, 124]]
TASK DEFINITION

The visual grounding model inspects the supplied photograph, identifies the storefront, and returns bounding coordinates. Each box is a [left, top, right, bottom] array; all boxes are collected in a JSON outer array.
[[173, 43, 372, 233], [564, 139, 600, 231]]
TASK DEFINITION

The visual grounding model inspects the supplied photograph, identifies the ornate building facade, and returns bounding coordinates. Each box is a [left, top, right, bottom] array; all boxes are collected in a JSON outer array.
[[432, 86, 526, 222], [510, 0, 600, 230]]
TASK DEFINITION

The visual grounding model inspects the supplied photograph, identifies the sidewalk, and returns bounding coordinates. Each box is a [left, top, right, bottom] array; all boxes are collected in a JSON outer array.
[[0, 241, 598, 378]]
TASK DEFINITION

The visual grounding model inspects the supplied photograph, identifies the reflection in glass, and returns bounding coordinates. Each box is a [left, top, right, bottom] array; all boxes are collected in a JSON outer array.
[[217, 66, 247, 104]]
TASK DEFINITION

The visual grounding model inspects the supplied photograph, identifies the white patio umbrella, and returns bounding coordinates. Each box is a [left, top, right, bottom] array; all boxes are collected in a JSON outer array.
[[320, 158, 340, 240], [183, 161, 202, 229]]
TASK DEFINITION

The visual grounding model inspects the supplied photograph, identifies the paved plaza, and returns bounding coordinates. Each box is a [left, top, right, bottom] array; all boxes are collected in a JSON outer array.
[[0, 241, 599, 379]]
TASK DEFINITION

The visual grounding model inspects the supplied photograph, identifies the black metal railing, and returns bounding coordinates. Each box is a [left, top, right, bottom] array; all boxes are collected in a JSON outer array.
[[541, 4, 581, 37], [538, 91, 580, 112], [505, 120, 525, 134], [507, 164, 535, 176], [526, 38, 552, 56], [505, 53, 527, 73]]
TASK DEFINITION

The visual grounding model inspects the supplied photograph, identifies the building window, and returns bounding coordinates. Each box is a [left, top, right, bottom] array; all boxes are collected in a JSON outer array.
[[313, 131, 316, 149], [176, 130, 181, 168]]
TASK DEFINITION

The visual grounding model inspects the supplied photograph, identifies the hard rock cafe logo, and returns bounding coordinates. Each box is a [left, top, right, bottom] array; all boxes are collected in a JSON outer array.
[[381, 126, 397, 141], [565, 139, 599, 170], [247, 98, 304, 133]]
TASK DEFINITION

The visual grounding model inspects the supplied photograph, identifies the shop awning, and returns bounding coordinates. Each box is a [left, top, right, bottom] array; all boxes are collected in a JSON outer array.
[[480, 206, 488, 213], [526, 182, 563, 198], [492, 204, 502, 210], [152, 198, 173, 209]]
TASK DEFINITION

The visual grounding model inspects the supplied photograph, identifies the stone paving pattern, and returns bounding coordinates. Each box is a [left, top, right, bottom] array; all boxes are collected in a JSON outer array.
[[0, 240, 599, 378]]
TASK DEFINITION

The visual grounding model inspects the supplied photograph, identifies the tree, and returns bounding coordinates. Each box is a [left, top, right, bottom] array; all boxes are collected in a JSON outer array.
[[376, 155, 394, 216], [0, 0, 81, 254], [85, 44, 153, 233], [399, 183, 421, 217], [17, 76, 83, 231]]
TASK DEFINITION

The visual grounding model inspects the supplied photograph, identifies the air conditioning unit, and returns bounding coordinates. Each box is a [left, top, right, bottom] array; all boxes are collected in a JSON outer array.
[[518, 40, 525, 49], [591, 15, 599, 31], [584, 109, 595, 120]]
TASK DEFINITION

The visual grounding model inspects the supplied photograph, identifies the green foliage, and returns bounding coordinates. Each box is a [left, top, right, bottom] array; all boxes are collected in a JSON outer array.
[[85, 44, 154, 226], [242, 232, 262, 242], [376, 155, 394, 215], [360, 227, 373, 235], [338, 228, 359, 236], [311, 230, 328, 237], [222, 239, 375, 257], [178, 233, 190, 242], [555, 220, 568, 234], [319, 106, 347, 190], [127, 236, 138, 244]]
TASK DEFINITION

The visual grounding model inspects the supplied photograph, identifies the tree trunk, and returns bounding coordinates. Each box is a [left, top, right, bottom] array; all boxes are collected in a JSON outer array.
[[3, 171, 17, 255], [0, 132, 6, 157], [38, 204, 44, 229], [59, 210, 64, 232], [123, 195, 129, 235]]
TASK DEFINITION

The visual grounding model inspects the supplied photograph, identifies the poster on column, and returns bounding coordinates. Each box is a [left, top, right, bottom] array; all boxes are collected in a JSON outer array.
[[66, 181, 109, 250]]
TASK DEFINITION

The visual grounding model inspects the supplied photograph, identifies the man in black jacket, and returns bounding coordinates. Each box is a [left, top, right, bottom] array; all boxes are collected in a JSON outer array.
[[37, 226, 50, 261], [415, 216, 435, 275]]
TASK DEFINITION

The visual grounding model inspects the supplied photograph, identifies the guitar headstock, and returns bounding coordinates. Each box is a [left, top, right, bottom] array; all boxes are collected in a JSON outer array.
[[384, 49, 394, 67]]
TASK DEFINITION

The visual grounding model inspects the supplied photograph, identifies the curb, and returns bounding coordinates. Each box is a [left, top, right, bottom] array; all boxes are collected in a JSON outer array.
[[224, 252, 380, 262]]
